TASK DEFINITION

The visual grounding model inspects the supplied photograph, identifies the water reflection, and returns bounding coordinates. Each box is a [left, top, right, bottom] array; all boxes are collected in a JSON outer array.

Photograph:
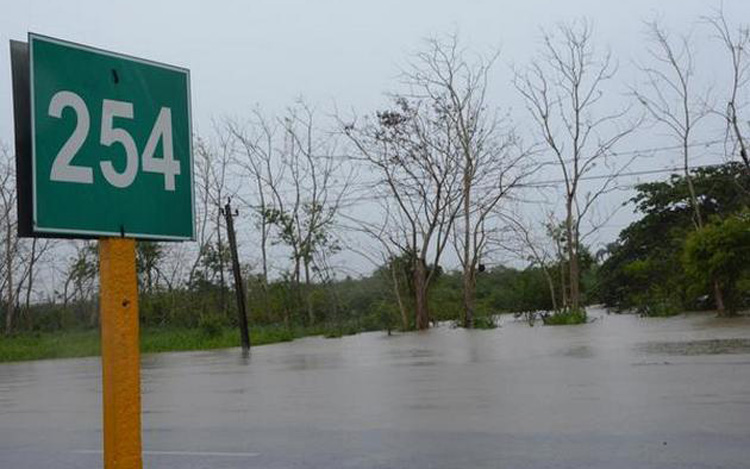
[[636, 338, 750, 356], [562, 344, 596, 358]]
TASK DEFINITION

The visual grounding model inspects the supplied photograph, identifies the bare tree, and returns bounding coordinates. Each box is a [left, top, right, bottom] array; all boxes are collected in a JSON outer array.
[[399, 35, 532, 327], [704, 8, 750, 173], [190, 133, 234, 306], [261, 101, 351, 325], [15, 238, 54, 327], [0, 145, 17, 333], [61, 241, 99, 325], [514, 20, 637, 312], [136, 241, 164, 293], [501, 213, 560, 313], [206, 128, 234, 313], [344, 208, 411, 330], [634, 19, 726, 313], [159, 243, 192, 291], [189, 136, 216, 285], [344, 96, 464, 330], [227, 110, 284, 318]]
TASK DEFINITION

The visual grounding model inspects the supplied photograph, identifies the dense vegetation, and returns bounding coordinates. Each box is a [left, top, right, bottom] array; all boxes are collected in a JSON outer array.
[[7, 260, 589, 336], [597, 163, 750, 316]]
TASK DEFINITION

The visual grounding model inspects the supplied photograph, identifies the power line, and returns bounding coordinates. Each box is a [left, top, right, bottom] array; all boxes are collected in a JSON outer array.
[[233, 160, 730, 211], [228, 138, 733, 210], [516, 162, 725, 188], [230, 139, 725, 198], [320, 138, 724, 163]]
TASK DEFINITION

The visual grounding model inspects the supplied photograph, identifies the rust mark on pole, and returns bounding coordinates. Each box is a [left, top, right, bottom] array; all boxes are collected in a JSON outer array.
[[99, 238, 142, 469]]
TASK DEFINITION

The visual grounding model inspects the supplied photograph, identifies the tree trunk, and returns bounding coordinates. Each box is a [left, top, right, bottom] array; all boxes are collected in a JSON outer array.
[[25, 239, 36, 311], [89, 294, 99, 327], [22, 238, 37, 330], [559, 259, 568, 308], [390, 263, 409, 330], [283, 307, 290, 329], [565, 202, 579, 310], [568, 249, 580, 310], [682, 146, 727, 316], [414, 259, 430, 330], [304, 261, 314, 325], [260, 223, 270, 319], [462, 265, 476, 328], [713, 280, 727, 316], [4, 225, 13, 335], [216, 213, 227, 315], [292, 254, 302, 323], [542, 267, 558, 313], [462, 162, 473, 328]]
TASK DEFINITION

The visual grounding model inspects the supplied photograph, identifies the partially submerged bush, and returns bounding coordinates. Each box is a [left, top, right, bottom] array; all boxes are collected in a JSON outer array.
[[635, 297, 682, 317], [542, 307, 587, 326], [471, 315, 498, 329]]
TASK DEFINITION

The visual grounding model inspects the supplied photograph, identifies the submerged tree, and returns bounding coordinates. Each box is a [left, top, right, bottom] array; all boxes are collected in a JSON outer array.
[[264, 102, 350, 325], [399, 34, 530, 328], [515, 20, 637, 312], [345, 96, 464, 330], [227, 110, 283, 320], [634, 19, 727, 313], [502, 214, 561, 313], [599, 163, 750, 313], [684, 211, 750, 314]]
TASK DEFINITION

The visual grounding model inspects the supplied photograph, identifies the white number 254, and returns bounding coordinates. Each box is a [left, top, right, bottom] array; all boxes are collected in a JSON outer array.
[[46, 90, 181, 191]]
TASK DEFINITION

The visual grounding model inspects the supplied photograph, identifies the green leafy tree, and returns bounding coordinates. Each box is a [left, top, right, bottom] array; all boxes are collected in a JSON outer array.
[[61, 242, 99, 325], [598, 163, 750, 313], [683, 211, 750, 314], [136, 241, 164, 293]]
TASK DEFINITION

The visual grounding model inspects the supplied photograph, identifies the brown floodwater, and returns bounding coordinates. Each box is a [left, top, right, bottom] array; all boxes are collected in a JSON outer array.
[[0, 309, 749, 468]]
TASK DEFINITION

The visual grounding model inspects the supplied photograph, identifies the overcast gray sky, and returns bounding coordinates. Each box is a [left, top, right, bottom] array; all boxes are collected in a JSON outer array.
[[3, 0, 745, 139], [2, 0, 749, 282]]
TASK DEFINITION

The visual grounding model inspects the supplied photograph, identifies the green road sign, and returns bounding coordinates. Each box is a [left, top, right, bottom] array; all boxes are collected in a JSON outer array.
[[28, 33, 194, 240]]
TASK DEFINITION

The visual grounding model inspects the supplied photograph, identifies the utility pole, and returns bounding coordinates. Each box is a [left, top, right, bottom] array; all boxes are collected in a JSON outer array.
[[222, 198, 251, 351]]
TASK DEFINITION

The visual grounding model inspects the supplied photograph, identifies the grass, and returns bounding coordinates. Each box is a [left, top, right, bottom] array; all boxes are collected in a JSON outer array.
[[0, 330, 102, 362], [0, 324, 329, 363]]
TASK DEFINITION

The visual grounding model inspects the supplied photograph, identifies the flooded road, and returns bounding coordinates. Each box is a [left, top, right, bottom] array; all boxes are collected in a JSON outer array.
[[1, 310, 749, 468]]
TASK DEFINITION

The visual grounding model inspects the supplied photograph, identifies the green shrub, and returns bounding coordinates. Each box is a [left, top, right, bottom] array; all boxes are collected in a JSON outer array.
[[198, 314, 225, 338], [635, 297, 682, 317], [471, 315, 498, 329], [542, 307, 587, 326]]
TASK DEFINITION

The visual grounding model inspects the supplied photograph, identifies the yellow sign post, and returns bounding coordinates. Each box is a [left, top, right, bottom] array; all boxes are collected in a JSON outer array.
[[99, 238, 142, 469], [11, 34, 194, 469]]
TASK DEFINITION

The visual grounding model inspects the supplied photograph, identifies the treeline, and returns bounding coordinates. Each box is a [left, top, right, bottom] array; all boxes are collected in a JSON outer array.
[[10, 257, 600, 335], [9, 164, 747, 338], [1, 6, 750, 337]]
